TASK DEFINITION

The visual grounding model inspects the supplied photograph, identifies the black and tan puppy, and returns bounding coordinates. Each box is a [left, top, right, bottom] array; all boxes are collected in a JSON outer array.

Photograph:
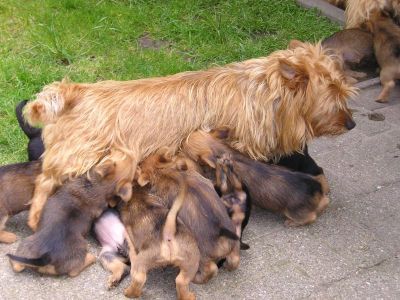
[[321, 28, 376, 81], [184, 130, 330, 227], [121, 181, 200, 300], [132, 153, 239, 285], [16, 100, 44, 161], [7, 163, 130, 277], [93, 208, 130, 289], [366, 11, 400, 102], [0, 160, 41, 244]]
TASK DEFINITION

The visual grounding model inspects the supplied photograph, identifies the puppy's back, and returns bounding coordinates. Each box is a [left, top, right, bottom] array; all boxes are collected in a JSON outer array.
[[0, 161, 41, 215]]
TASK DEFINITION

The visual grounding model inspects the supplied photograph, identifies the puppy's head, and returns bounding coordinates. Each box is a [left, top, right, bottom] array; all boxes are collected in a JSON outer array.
[[277, 41, 357, 137]]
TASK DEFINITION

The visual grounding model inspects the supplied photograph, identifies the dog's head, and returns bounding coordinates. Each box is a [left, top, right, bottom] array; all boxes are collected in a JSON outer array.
[[276, 41, 357, 138]]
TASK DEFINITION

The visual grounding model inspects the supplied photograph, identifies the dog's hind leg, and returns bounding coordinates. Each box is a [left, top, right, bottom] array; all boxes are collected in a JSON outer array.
[[223, 241, 240, 271], [28, 174, 57, 231], [193, 260, 218, 284], [284, 209, 317, 227], [377, 69, 396, 103], [68, 252, 96, 277], [0, 214, 17, 244], [175, 264, 197, 300], [99, 251, 130, 290], [124, 252, 152, 298]]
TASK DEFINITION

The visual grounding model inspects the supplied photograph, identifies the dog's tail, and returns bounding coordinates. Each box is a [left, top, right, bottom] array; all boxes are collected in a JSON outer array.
[[7, 252, 51, 267], [15, 100, 42, 138], [163, 174, 187, 242], [219, 227, 239, 240]]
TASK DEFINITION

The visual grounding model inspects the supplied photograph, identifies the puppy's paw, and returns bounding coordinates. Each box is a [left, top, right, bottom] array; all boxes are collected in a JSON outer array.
[[124, 285, 142, 298], [0, 231, 17, 244], [375, 98, 388, 103]]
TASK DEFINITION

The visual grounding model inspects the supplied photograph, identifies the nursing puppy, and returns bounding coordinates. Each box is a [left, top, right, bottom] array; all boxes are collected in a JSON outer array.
[[121, 181, 200, 300], [184, 130, 329, 226], [16, 100, 44, 161], [7, 163, 130, 277], [0, 161, 41, 244], [134, 153, 239, 283], [93, 209, 130, 289], [24, 41, 356, 231]]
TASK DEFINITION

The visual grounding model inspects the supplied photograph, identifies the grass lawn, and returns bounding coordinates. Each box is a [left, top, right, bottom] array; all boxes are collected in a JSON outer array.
[[0, 0, 339, 164]]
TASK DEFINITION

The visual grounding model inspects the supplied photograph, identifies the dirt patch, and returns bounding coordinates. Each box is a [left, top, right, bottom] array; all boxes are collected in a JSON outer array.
[[138, 33, 170, 50], [368, 112, 385, 121]]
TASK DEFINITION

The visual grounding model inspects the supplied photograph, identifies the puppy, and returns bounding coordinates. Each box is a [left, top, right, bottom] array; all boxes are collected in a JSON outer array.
[[215, 155, 248, 252], [24, 41, 357, 231], [121, 181, 200, 300], [321, 29, 376, 81], [0, 160, 41, 243], [184, 130, 330, 227], [327, 0, 346, 9], [275, 145, 330, 195], [93, 208, 129, 289], [133, 153, 239, 284], [7, 163, 130, 277], [366, 12, 400, 103], [15, 100, 44, 161]]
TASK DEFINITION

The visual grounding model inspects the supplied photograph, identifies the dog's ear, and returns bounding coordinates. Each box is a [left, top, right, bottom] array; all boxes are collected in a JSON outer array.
[[136, 167, 150, 186], [278, 58, 308, 85], [210, 127, 230, 140], [116, 182, 132, 202], [94, 162, 116, 179], [288, 39, 304, 50], [200, 153, 216, 168], [176, 159, 188, 171]]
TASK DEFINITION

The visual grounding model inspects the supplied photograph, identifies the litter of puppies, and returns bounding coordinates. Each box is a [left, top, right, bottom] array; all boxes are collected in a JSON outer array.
[[1, 2, 397, 297]]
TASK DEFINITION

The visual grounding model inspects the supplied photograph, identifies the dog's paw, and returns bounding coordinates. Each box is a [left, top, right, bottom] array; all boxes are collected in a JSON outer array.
[[0, 231, 17, 244], [375, 98, 388, 103], [124, 286, 142, 298]]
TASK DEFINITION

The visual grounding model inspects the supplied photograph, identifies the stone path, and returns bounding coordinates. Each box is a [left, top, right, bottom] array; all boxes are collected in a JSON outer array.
[[0, 82, 399, 299]]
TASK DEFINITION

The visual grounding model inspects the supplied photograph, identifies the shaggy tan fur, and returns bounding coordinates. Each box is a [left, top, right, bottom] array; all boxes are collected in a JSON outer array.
[[25, 41, 357, 230], [344, 0, 400, 28]]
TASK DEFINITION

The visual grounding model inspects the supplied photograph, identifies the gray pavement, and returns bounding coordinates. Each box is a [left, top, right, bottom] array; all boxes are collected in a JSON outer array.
[[0, 83, 399, 299]]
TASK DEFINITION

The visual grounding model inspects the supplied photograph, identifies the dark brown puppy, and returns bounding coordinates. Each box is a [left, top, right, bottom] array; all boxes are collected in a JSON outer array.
[[321, 28, 376, 81], [0, 160, 41, 244], [366, 12, 400, 102], [134, 153, 239, 284], [7, 163, 130, 277], [184, 130, 330, 227]]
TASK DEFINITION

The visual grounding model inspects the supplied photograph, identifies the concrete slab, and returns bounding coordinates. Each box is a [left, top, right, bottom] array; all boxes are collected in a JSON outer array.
[[0, 66, 400, 300], [296, 0, 345, 25]]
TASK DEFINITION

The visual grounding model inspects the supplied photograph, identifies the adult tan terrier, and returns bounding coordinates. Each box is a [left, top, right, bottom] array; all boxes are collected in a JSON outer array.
[[345, 0, 400, 28], [24, 41, 357, 230]]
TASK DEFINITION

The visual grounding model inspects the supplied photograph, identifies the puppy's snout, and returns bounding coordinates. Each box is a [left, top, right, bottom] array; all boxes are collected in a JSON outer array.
[[345, 116, 356, 130]]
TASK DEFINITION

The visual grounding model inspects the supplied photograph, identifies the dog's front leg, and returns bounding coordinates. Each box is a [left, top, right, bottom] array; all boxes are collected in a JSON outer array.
[[28, 174, 56, 231]]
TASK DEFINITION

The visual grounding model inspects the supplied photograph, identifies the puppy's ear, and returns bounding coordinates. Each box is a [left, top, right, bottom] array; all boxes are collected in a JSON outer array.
[[210, 127, 230, 140], [94, 162, 116, 179], [200, 153, 216, 168], [136, 168, 150, 186], [176, 159, 188, 171], [117, 182, 132, 202], [288, 39, 304, 50]]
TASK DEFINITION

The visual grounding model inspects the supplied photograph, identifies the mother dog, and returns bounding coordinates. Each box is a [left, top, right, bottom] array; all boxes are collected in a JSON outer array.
[[25, 41, 357, 230]]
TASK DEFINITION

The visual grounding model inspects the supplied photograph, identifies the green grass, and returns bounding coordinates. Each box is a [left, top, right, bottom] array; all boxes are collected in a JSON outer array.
[[0, 0, 339, 164]]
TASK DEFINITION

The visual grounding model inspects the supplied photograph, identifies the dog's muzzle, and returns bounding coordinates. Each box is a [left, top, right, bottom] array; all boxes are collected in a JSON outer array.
[[345, 116, 356, 130]]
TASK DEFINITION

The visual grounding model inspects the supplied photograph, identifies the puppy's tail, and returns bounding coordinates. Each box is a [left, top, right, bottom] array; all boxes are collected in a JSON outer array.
[[7, 252, 51, 267], [219, 227, 239, 241], [163, 174, 187, 242], [15, 100, 42, 138]]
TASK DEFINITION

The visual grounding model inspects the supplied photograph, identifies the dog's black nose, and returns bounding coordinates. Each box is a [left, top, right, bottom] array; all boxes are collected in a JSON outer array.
[[345, 117, 356, 130]]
